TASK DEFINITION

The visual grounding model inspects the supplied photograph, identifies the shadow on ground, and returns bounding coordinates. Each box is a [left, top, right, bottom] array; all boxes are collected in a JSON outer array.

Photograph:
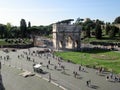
[[90, 84, 99, 89], [0, 73, 5, 90]]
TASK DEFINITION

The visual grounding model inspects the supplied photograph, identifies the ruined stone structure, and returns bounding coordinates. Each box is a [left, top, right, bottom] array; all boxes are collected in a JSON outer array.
[[52, 19, 81, 50], [33, 36, 46, 47], [114, 24, 120, 29]]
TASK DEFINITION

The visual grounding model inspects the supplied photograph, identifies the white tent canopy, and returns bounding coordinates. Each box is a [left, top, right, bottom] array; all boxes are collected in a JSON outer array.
[[33, 64, 42, 68]]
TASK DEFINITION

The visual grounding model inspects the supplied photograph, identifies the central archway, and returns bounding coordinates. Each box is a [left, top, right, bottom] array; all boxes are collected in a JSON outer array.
[[66, 36, 73, 49]]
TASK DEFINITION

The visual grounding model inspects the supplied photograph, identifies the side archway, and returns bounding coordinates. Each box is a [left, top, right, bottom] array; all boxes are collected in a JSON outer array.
[[59, 40, 63, 48]]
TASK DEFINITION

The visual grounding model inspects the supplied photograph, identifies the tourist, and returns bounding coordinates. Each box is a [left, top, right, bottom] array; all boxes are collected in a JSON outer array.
[[75, 72, 78, 78], [0, 61, 1, 70], [0, 56, 2, 60], [86, 80, 89, 86], [6, 55, 9, 60], [58, 62, 61, 66], [54, 65, 57, 70], [102, 67, 105, 73], [114, 75, 118, 82], [110, 72, 113, 79], [99, 67, 102, 73], [40, 62, 43, 65], [86, 80, 91, 87], [106, 75, 109, 81], [48, 60, 50, 64], [88, 80, 91, 86], [82, 67, 85, 72], [33, 59, 35, 62], [73, 71, 75, 77], [47, 65, 49, 69], [73, 71, 77, 78], [79, 66, 81, 71], [18, 55, 20, 59]]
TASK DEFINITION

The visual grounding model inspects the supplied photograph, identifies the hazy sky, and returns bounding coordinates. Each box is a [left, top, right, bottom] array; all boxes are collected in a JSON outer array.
[[0, 0, 119, 26]]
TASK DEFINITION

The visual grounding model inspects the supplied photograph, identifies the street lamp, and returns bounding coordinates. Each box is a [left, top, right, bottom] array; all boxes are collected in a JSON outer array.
[[80, 55, 82, 66], [80, 53, 85, 66]]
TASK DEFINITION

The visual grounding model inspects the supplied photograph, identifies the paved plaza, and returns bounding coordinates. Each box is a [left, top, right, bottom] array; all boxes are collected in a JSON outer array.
[[0, 47, 120, 90], [0, 64, 62, 90]]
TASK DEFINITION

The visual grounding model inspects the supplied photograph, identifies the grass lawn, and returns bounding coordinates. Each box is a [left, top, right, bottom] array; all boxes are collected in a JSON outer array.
[[55, 50, 120, 74], [0, 39, 10, 45]]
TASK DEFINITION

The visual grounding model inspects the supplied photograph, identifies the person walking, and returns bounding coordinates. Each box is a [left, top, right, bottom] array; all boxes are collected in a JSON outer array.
[[0, 61, 1, 73], [54, 65, 57, 70], [48, 60, 50, 65], [79, 66, 81, 71], [47, 65, 49, 69], [86, 79, 91, 87], [86, 80, 89, 86]]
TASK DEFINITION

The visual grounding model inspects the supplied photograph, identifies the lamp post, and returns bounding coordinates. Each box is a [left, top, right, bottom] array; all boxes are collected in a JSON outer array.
[[80, 54, 82, 66], [0, 61, 1, 70], [9, 59, 11, 67], [80, 53, 85, 66]]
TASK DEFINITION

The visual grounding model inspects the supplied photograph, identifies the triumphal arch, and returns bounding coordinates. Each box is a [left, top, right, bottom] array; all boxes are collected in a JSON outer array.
[[53, 19, 81, 50]]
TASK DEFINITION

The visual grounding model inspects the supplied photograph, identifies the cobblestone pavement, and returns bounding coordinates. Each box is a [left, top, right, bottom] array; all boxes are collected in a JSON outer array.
[[0, 47, 120, 90]]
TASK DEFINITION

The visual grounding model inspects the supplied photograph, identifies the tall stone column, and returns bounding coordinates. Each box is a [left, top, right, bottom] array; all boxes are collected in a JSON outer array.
[[56, 32, 59, 50], [77, 31, 81, 50], [62, 31, 66, 49], [72, 33, 75, 49]]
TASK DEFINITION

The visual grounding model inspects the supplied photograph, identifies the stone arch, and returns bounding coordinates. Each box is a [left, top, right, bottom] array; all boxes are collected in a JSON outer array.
[[66, 35, 73, 48], [52, 21, 81, 50], [75, 40, 79, 48], [68, 36, 72, 44], [59, 40, 63, 48]]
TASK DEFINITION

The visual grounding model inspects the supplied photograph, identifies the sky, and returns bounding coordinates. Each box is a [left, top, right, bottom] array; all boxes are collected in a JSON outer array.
[[0, 0, 119, 26]]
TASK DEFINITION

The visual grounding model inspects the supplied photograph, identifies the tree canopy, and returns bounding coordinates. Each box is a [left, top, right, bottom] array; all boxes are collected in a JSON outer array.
[[0, 17, 120, 41], [114, 16, 120, 24], [95, 23, 102, 39], [20, 19, 27, 38]]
